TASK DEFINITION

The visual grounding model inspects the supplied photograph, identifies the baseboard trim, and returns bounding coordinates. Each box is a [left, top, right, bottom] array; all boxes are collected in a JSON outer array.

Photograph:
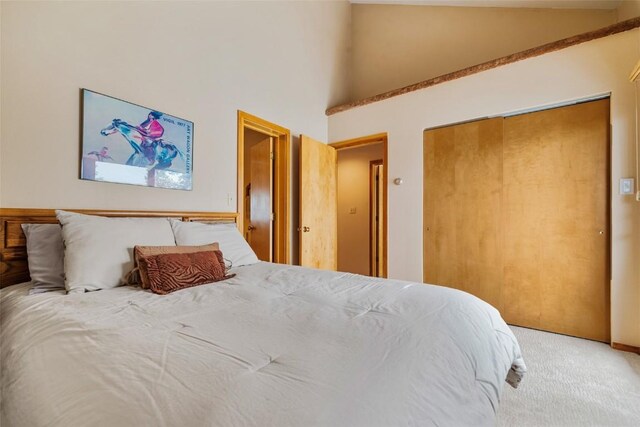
[[611, 342, 640, 354]]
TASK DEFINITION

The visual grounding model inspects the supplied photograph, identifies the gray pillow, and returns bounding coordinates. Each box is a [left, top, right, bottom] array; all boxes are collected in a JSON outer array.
[[21, 224, 65, 294]]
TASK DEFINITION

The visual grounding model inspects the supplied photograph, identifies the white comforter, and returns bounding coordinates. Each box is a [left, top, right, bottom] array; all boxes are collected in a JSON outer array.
[[1, 262, 525, 427]]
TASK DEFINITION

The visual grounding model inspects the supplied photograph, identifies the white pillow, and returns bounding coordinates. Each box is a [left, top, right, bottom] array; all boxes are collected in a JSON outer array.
[[170, 220, 259, 267], [21, 223, 65, 294], [56, 210, 176, 293]]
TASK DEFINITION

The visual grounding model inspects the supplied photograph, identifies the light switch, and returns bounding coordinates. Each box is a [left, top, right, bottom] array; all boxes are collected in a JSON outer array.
[[349, 207, 357, 214], [620, 178, 634, 195]]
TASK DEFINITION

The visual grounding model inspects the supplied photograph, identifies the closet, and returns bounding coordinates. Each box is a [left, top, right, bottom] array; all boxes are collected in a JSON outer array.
[[423, 98, 610, 342]]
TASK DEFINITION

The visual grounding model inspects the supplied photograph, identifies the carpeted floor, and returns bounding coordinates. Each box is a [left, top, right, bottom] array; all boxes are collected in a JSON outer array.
[[497, 326, 640, 427]]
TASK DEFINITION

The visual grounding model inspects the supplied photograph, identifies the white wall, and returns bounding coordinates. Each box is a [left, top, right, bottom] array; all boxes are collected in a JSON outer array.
[[350, 4, 616, 100], [337, 143, 383, 275], [0, 1, 350, 218], [618, 0, 640, 21], [329, 30, 640, 346]]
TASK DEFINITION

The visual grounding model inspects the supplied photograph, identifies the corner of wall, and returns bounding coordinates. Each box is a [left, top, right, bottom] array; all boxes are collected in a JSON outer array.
[[325, 0, 353, 113]]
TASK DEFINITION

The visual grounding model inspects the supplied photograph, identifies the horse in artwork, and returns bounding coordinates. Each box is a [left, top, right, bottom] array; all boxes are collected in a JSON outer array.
[[100, 119, 152, 167], [100, 119, 183, 170]]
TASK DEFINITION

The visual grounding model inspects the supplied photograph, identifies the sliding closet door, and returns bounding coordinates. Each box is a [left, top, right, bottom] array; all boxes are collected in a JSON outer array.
[[502, 99, 610, 342], [423, 118, 504, 311]]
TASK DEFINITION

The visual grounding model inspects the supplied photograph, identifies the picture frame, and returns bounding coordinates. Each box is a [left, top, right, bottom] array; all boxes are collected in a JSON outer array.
[[81, 89, 193, 190]]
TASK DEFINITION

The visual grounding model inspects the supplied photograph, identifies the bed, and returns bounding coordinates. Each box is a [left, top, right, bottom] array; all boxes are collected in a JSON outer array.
[[0, 209, 525, 427]]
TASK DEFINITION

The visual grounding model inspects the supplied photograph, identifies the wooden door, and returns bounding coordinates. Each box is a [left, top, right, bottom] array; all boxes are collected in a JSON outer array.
[[423, 118, 505, 311], [502, 99, 610, 342], [299, 135, 337, 270], [249, 137, 273, 262]]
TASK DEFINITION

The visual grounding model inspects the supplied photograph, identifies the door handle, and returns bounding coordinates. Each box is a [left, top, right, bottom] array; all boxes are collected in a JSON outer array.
[[297, 226, 310, 232], [248, 225, 256, 231]]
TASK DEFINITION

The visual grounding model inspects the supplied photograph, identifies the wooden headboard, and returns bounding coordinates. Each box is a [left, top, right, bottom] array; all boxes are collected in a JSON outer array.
[[0, 208, 238, 288]]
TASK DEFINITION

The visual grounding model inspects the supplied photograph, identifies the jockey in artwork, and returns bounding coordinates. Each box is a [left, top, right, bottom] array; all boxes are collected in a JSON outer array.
[[136, 111, 164, 164]]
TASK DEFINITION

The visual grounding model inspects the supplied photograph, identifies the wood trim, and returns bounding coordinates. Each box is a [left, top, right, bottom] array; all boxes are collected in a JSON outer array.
[[274, 133, 291, 264], [329, 133, 387, 150], [369, 159, 384, 277], [239, 111, 289, 136], [326, 17, 640, 116], [0, 208, 238, 288], [237, 111, 291, 264], [0, 208, 238, 221], [611, 342, 640, 354], [332, 133, 388, 278]]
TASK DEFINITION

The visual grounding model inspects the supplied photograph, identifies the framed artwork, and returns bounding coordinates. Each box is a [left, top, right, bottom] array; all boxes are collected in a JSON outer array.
[[81, 89, 193, 190]]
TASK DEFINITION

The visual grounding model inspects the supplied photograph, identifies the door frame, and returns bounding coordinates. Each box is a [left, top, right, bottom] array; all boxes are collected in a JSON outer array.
[[369, 159, 384, 277], [330, 133, 388, 278], [237, 111, 290, 264]]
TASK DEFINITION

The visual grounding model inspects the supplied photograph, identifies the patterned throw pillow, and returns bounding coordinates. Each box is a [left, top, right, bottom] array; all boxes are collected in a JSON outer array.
[[126, 243, 220, 289], [138, 250, 235, 295]]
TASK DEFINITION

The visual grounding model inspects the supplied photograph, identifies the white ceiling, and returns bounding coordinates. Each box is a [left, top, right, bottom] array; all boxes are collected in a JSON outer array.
[[349, 1, 623, 10]]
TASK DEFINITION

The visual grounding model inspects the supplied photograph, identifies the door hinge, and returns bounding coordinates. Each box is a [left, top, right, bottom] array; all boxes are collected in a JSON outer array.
[[271, 212, 275, 221], [270, 151, 274, 160]]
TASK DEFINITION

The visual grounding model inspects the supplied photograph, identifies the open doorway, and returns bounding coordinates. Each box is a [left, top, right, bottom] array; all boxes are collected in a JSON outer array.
[[331, 134, 387, 278], [237, 111, 290, 264]]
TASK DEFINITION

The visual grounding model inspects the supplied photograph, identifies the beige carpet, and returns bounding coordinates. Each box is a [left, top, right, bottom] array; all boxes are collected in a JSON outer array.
[[497, 326, 640, 427]]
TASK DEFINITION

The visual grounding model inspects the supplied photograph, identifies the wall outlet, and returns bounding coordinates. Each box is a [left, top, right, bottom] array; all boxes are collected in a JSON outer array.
[[619, 178, 634, 195]]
